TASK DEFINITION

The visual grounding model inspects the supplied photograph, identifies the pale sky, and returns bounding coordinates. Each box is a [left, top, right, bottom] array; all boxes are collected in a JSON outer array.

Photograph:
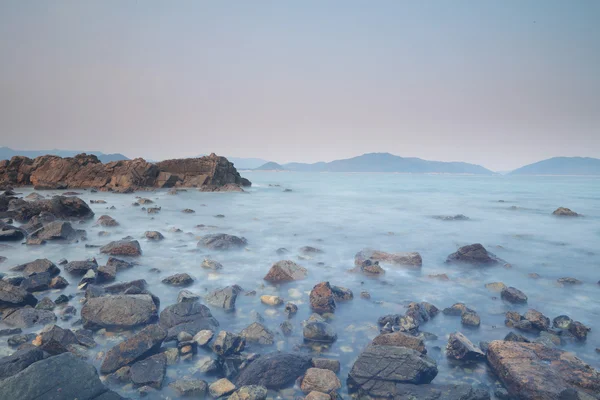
[[0, 1, 599, 171]]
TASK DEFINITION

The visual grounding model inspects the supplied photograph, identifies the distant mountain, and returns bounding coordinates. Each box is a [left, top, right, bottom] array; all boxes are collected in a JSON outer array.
[[282, 153, 494, 174], [509, 157, 600, 175], [195, 155, 269, 170], [255, 162, 286, 171], [0, 147, 129, 164]]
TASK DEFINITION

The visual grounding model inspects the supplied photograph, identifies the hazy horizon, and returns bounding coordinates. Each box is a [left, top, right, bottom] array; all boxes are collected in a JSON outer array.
[[1, 1, 599, 170]]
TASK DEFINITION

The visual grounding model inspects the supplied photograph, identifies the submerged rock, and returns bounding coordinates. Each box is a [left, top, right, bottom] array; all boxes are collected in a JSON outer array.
[[501, 286, 528, 304], [202, 258, 223, 270], [10, 258, 59, 277], [303, 321, 337, 343], [446, 243, 501, 265], [229, 385, 268, 400], [263, 260, 307, 282], [198, 234, 247, 250], [169, 379, 208, 397], [389, 383, 490, 400], [162, 273, 194, 286], [372, 331, 426, 353], [2, 307, 56, 328], [130, 353, 167, 389], [97, 215, 118, 227], [206, 286, 240, 311], [0, 347, 44, 380], [240, 322, 275, 345], [65, 258, 98, 275], [552, 207, 579, 217], [145, 231, 164, 240], [355, 248, 422, 268], [235, 352, 312, 389], [213, 331, 245, 356]]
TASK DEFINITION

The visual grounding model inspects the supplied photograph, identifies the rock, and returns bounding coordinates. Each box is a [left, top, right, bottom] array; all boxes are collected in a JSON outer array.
[[240, 322, 275, 345], [97, 264, 117, 283], [213, 331, 245, 356], [0, 225, 25, 241], [79, 269, 97, 288], [360, 291, 371, 299], [347, 344, 438, 396], [553, 315, 573, 329], [0, 347, 44, 380], [523, 309, 550, 331], [235, 352, 312, 389], [145, 231, 164, 240], [372, 331, 427, 354], [487, 340, 600, 399], [206, 286, 239, 311], [12, 195, 94, 223], [355, 248, 422, 268], [100, 240, 142, 256], [558, 277, 583, 285], [169, 379, 208, 397], [260, 295, 283, 306], [19, 271, 53, 292], [65, 258, 98, 275], [199, 233, 247, 250], [504, 332, 530, 342], [2, 307, 56, 328], [106, 257, 135, 271], [331, 285, 353, 301], [209, 378, 236, 398], [162, 273, 194, 286], [81, 294, 158, 330], [29, 220, 85, 242], [202, 258, 223, 270], [443, 303, 469, 316], [36, 324, 79, 355], [284, 302, 298, 317], [388, 383, 491, 400], [229, 385, 268, 400], [264, 260, 307, 282], [310, 282, 336, 314], [35, 297, 56, 311], [97, 215, 118, 227], [0, 352, 117, 399], [130, 353, 167, 389], [194, 330, 214, 346], [50, 275, 69, 289], [7, 333, 36, 347], [280, 321, 293, 336], [569, 321, 591, 341], [433, 214, 470, 221], [10, 258, 59, 277], [553, 207, 579, 217], [446, 243, 501, 265], [501, 286, 528, 304], [159, 301, 219, 341], [301, 368, 341, 394], [178, 289, 200, 303], [485, 282, 507, 292], [312, 358, 340, 373], [100, 324, 167, 374], [446, 332, 485, 361], [461, 310, 481, 327], [305, 392, 330, 400], [303, 321, 337, 343]]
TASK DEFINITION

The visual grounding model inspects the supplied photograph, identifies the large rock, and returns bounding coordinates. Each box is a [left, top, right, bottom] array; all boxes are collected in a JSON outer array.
[[19, 272, 53, 292], [355, 248, 423, 268], [206, 286, 240, 311], [9, 195, 94, 223], [303, 321, 337, 343], [347, 345, 438, 396], [310, 282, 336, 314], [81, 294, 158, 330], [0, 352, 119, 399], [553, 207, 579, 217], [0, 280, 38, 307], [446, 243, 501, 265], [487, 340, 600, 399], [10, 258, 59, 277], [235, 352, 312, 389], [264, 260, 307, 282], [372, 331, 427, 353], [301, 368, 341, 394], [501, 286, 528, 304], [101, 324, 167, 374], [213, 331, 246, 356], [240, 322, 275, 345], [29, 221, 83, 242], [37, 324, 80, 355], [159, 301, 219, 341], [65, 258, 98, 275], [2, 306, 56, 328], [446, 332, 485, 361], [100, 240, 142, 257], [0, 347, 44, 380], [0, 224, 25, 241], [198, 234, 247, 250], [130, 353, 167, 389]]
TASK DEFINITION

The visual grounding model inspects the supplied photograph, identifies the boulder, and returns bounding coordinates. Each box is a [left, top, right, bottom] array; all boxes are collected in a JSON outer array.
[[162, 273, 193, 286], [198, 233, 247, 250], [569, 321, 591, 341], [19, 271, 53, 292], [461, 310, 481, 327], [446, 332, 485, 361], [388, 383, 491, 400], [213, 331, 245, 356], [347, 344, 438, 396], [486, 340, 600, 399], [81, 294, 157, 330], [310, 282, 336, 314], [331, 285, 353, 301], [303, 321, 337, 343], [264, 260, 307, 282], [235, 352, 312, 389], [97, 215, 118, 227], [301, 368, 341, 394], [523, 309, 550, 331], [0, 347, 44, 380], [372, 331, 426, 353], [178, 289, 200, 303], [100, 240, 142, 256], [553, 207, 579, 217], [501, 286, 528, 304], [2, 307, 56, 328], [29, 221, 83, 242], [36, 324, 79, 355], [101, 324, 167, 374], [159, 301, 219, 341], [130, 353, 166, 389], [446, 243, 501, 265], [240, 322, 275, 345], [64, 258, 98, 275], [106, 257, 135, 271], [355, 248, 422, 268], [206, 286, 240, 311], [10, 258, 59, 277], [0, 225, 25, 241], [97, 264, 117, 283]]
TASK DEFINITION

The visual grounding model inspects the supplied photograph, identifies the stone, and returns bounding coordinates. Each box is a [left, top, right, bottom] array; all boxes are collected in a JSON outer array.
[[206, 286, 239, 311], [389, 383, 491, 400], [504, 332, 530, 342], [558, 277, 583, 285], [487, 340, 600, 399], [485, 282, 506, 292], [0, 347, 44, 380], [303, 321, 337, 343], [523, 309, 550, 331], [312, 358, 340, 373], [260, 295, 283, 306], [97, 264, 117, 283], [501, 286, 528, 304], [264, 260, 307, 282], [7, 333, 36, 347], [79, 269, 97, 288], [169, 379, 208, 397], [347, 345, 438, 396], [162, 273, 194, 286], [442, 303, 469, 316], [461, 310, 481, 327], [0, 226, 25, 241], [360, 291, 371, 299], [100, 240, 142, 256], [11, 195, 95, 223], [229, 385, 268, 400], [100, 324, 167, 374], [159, 301, 219, 341], [433, 214, 470, 221], [446, 332, 485, 361], [97, 215, 118, 227], [178, 289, 200, 303], [10, 258, 59, 277], [64, 258, 98, 275], [145, 231, 164, 240], [106, 257, 135, 271], [305, 392, 331, 400], [81, 294, 158, 330], [372, 331, 427, 353], [213, 331, 245, 356], [569, 321, 591, 341], [50, 275, 69, 289], [29, 221, 85, 242], [553, 207, 579, 217], [331, 285, 353, 301], [310, 282, 336, 314], [194, 330, 214, 346], [235, 352, 312, 389], [240, 322, 275, 345], [553, 315, 573, 329], [446, 243, 501, 265], [301, 368, 341, 394], [19, 271, 53, 292], [280, 320, 293, 336], [130, 353, 167, 389], [2, 307, 56, 328], [202, 258, 223, 270], [209, 378, 236, 398], [355, 248, 422, 268], [284, 302, 298, 317], [199, 233, 247, 250]]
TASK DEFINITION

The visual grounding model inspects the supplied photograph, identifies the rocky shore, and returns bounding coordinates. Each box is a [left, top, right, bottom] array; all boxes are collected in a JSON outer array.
[[0, 186, 598, 400]]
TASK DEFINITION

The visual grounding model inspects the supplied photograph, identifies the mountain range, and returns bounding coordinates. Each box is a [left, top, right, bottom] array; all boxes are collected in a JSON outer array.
[[0, 147, 129, 164], [509, 157, 600, 176]]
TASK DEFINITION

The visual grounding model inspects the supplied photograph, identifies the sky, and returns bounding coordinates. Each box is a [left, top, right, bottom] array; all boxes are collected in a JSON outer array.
[[0, 1, 599, 171]]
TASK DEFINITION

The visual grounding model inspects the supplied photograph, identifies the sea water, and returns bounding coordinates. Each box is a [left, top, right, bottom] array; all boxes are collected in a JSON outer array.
[[1, 172, 599, 398]]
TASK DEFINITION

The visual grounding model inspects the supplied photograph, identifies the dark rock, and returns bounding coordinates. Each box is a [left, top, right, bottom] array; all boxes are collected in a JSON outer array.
[[35, 297, 56, 311], [159, 301, 219, 341], [303, 321, 337, 343], [162, 273, 193, 286], [106, 257, 135, 271], [331, 285, 353, 301], [504, 332, 530, 343], [97, 264, 117, 283], [446, 243, 502, 265], [523, 309, 550, 331], [312, 358, 340, 373], [0, 347, 44, 380], [19, 271, 53, 292], [2, 307, 56, 328], [553, 315, 573, 330], [240, 322, 275, 345], [0, 327, 21, 336], [50, 275, 69, 289], [229, 385, 268, 400], [390, 383, 491, 400], [432, 214, 470, 221], [169, 379, 208, 397], [569, 321, 591, 341], [198, 233, 247, 250], [501, 286, 528, 304], [81, 294, 157, 330], [372, 331, 426, 354], [29, 221, 84, 242], [101, 324, 167, 374], [11, 195, 94, 223], [284, 302, 298, 317], [206, 285, 240, 311], [7, 333, 36, 347], [65, 258, 98, 275], [443, 303, 469, 316], [301, 367, 341, 394], [461, 310, 481, 327], [10, 258, 59, 277], [299, 246, 324, 255], [280, 321, 293, 336], [235, 352, 312, 389], [264, 260, 307, 282], [553, 207, 579, 217], [310, 282, 336, 314], [100, 240, 142, 256], [37, 324, 79, 355], [446, 332, 485, 361], [130, 353, 167, 389], [558, 277, 583, 285], [145, 231, 164, 240], [97, 215, 118, 227], [0, 225, 25, 241], [213, 331, 246, 356], [177, 289, 200, 303]]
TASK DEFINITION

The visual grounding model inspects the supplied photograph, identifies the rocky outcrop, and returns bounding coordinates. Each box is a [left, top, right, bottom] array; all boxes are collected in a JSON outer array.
[[0, 153, 251, 191], [7, 195, 94, 223], [486, 340, 600, 399]]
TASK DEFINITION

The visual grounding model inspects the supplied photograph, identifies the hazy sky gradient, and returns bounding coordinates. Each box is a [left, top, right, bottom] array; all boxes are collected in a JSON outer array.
[[1, 1, 599, 170]]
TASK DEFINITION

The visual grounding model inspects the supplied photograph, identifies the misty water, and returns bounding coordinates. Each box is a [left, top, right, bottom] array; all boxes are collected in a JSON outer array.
[[1, 172, 599, 398]]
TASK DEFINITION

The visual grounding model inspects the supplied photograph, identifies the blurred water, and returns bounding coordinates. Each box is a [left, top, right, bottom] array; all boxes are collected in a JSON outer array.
[[1, 172, 599, 398]]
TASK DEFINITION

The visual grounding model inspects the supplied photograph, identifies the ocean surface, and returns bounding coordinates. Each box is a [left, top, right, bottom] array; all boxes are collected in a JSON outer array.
[[1, 172, 599, 398]]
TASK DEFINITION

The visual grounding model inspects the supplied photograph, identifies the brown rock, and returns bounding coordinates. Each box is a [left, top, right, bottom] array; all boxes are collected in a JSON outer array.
[[301, 368, 341, 394], [310, 282, 336, 314], [264, 260, 307, 283], [372, 331, 426, 354], [100, 240, 142, 257]]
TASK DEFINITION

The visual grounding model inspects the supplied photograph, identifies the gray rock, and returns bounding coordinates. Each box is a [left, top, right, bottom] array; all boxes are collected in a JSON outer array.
[[0, 347, 44, 380], [206, 285, 240, 311], [501, 287, 528, 304], [10, 258, 59, 277], [145, 231, 164, 240], [312, 358, 340, 373], [240, 322, 275, 345], [100, 240, 142, 256], [199, 234, 247, 250], [178, 289, 200, 303], [301, 367, 341, 394], [2, 306, 56, 328], [169, 379, 208, 397], [372, 331, 426, 354], [263, 260, 307, 282], [81, 294, 158, 330], [65, 258, 98, 275], [446, 243, 501, 265], [130, 353, 166, 389], [159, 301, 219, 341], [229, 385, 268, 400], [97, 264, 116, 283], [446, 332, 486, 361], [235, 352, 312, 389], [20, 271, 53, 292], [37, 324, 80, 355], [202, 259, 223, 270], [213, 331, 245, 356], [101, 324, 167, 374], [392, 383, 490, 400], [303, 321, 337, 343], [0, 280, 37, 307], [35, 297, 56, 311], [162, 273, 194, 286]]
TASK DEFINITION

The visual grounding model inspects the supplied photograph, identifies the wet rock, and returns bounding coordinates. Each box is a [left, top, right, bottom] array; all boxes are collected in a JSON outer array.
[[50, 275, 69, 289], [145, 231, 164, 240], [65, 258, 98, 275], [485, 282, 506, 292], [501, 286, 528, 304], [280, 320, 293, 336], [331, 285, 353, 301], [169, 379, 208, 397], [36, 324, 79, 355], [240, 322, 275, 345], [106, 257, 135, 271], [19, 271, 53, 292], [372, 331, 427, 353], [391, 383, 491, 400], [310, 282, 336, 314], [284, 302, 298, 317], [7, 333, 36, 347], [194, 330, 214, 346], [0, 225, 25, 241], [81, 294, 158, 330], [303, 321, 337, 343], [79, 269, 97, 289], [213, 331, 245, 356], [206, 286, 240, 311], [305, 392, 330, 400], [29, 220, 85, 242], [0, 327, 22, 336], [553, 315, 573, 330], [130, 353, 167, 389], [12, 195, 95, 223], [264, 260, 307, 282], [487, 340, 600, 399], [569, 321, 591, 341], [360, 291, 371, 299], [199, 233, 247, 250], [97, 264, 117, 283], [209, 378, 236, 398], [2, 307, 56, 328], [428, 273, 450, 281], [446, 332, 485, 361], [10, 258, 59, 277], [301, 368, 341, 394], [101, 324, 167, 374], [558, 277, 583, 285], [0, 347, 44, 380], [299, 246, 324, 256], [535, 331, 562, 348], [355, 248, 422, 268], [504, 332, 530, 342], [523, 309, 550, 331], [260, 295, 283, 306], [442, 303, 469, 316], [97, 215, 118, 227], [162, 273, 194, 286], [347, 344, 438, 396], [202, 258, 223, 270], [312, 358, 340, 373], [100, 240, 142, 256], [461, 310, 481, 327], [229, 385, 268, 400], [446, 243, 501, 265], [553, 207, 579, 217], [235, 352, 312, 389], [159, 301, 219, 341], [178, 289, 200, 303]]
